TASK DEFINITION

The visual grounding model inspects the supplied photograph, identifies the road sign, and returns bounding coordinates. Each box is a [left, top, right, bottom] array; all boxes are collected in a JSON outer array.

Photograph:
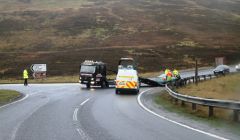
[[31, 64, 47, 72], [30, 64, 47, 79], [33, 72, 47, 79], [215, 57, 225, 66]]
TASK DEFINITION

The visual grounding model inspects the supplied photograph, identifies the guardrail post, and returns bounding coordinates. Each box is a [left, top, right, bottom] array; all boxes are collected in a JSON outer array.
[[192, 103, 196, 110], [209, 75, 212, 79], [175, 99, 178, 105], [181, 101, 185, 106], [208, 106, 214, 117], [204, 75, 206, 80], [233, 110, 239, 122]]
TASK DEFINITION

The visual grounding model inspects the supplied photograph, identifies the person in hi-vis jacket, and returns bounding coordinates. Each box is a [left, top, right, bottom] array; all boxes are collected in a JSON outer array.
[[23, 69, 29, 86]]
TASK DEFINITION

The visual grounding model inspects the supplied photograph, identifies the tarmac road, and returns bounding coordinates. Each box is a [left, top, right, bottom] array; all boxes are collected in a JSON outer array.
[[0, 68, 238, 140]]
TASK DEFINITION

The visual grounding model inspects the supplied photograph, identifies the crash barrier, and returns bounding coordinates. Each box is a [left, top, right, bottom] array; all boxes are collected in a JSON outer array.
[[176, 74, 216, 87], [165, 75, 240, 122]]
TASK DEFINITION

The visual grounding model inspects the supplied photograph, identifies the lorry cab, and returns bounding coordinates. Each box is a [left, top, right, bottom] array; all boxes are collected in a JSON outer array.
[[80, 60, 108, 88], [115, 58, 140, 94]]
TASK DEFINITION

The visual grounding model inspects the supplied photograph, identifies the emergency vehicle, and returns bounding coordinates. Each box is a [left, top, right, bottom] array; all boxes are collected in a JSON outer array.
[[115, 58, 140, 94], [79, 60, 109, 88]]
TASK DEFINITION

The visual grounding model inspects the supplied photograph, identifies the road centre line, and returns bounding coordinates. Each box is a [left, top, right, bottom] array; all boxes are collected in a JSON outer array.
[[80, 98, 90, 106], [76, 128, 89, 140], [73, 108, 79, 121], [73, 98, 91, 121], [137, 89, 229, 140]]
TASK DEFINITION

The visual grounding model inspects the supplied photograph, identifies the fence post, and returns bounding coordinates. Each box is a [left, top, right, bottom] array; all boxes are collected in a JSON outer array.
[[192, 103, 196, 110], [195, 59, 198, 85], [233, 110, 239, 122], [181, 101, 185, 106], [209, 106, 214, 117], [175, 99, 178, 105]]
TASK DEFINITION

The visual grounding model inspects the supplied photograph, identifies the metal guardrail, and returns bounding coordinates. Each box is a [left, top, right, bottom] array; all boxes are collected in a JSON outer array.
[[165, 73, 240, 121]]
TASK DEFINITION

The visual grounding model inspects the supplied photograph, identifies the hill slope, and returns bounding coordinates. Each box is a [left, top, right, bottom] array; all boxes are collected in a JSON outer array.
[[0, 0, 240, 77]]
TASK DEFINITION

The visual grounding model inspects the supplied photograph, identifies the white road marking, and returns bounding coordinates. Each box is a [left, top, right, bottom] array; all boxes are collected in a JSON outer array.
[[137, 89, 229, 140], [76, 128, 89, 140], [80, 98, 90, 106], [10, 122, 21, 140], [74, 98, 91, 140], [73, 98, 90, 121], [0, 94, 29, 109], [73, 108, 79, 121]]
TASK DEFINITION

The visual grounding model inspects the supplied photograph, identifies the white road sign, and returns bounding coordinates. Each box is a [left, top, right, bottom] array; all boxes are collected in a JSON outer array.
[[31, 64, 47, 72]]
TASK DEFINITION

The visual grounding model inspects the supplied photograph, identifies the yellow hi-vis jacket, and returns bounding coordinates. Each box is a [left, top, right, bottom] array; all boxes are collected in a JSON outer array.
[[23, 69, 29, 79], [173, 69, 179, 76], [165, 69, 170, 75]]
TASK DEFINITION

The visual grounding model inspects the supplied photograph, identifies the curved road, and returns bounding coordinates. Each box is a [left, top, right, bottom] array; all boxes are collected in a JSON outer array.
[[0, 68, 238, 140]]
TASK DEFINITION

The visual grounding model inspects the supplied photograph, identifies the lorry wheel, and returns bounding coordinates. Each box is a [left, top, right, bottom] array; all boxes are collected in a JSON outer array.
[[105, 81, 109, 88], [86, 83, 90, 89], [101, 81, 106, 88]]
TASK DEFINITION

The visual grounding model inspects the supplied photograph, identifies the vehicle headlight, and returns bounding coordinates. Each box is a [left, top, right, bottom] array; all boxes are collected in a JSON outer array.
[[236, 65, 239, 68], [91, 78, 94, 81]]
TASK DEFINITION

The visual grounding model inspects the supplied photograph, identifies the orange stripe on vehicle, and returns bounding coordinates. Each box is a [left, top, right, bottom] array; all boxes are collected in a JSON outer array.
[[129, 81, 135, 87], [126, 82, 134, 88]]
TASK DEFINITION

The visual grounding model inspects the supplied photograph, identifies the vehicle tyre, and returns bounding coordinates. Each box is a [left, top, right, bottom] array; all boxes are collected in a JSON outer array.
[[135, 90, 139, 95], [86, 83, 90, 89], [106, 81, 109, 88], [101, 81, 105, 88], [115, 89, 120, 95]]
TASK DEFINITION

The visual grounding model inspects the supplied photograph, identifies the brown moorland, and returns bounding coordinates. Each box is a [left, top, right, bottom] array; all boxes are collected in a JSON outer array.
[[0, 0, 240, 78]]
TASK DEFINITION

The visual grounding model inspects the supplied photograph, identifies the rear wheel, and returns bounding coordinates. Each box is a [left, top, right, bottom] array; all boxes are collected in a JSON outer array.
[[135, 89, 139, 95], [101, 81, 105, 88], [106, 81, 109, 88], [101, 80, 109, 88], [86, 83, 90, 89], [115, 89, 120, 95]]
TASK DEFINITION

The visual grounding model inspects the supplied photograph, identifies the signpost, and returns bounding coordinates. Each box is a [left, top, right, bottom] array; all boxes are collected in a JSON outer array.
[[215, 57, 225, 66], [30, 64, 47, 79], [195, 59, 198, 85]]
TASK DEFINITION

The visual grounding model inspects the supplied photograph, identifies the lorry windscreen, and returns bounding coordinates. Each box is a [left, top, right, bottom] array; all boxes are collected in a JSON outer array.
[[80, 65, 96, 73]]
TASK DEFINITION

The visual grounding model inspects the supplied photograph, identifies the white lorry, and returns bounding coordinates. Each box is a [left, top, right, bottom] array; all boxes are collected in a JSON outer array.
[[115, 58, 140, 94]]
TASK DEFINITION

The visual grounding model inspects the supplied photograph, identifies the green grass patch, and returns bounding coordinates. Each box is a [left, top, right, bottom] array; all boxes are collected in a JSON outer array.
[[0, 74, 117, 84], [154, 92, 240, 133], [178, 73, 240, 101], [0, 90, 21, 106]]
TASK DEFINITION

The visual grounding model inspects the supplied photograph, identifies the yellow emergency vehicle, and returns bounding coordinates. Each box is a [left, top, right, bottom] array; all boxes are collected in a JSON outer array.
[[115, 58, 140, 94]]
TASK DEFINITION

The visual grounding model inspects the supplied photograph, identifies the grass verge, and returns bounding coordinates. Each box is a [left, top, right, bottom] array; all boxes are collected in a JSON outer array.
[[154, 91, 240, 134], [177, 73, 240, 101], [0, 74, 119, 84], [0, 75, 80, 84], [0, 90, 21, 106]]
